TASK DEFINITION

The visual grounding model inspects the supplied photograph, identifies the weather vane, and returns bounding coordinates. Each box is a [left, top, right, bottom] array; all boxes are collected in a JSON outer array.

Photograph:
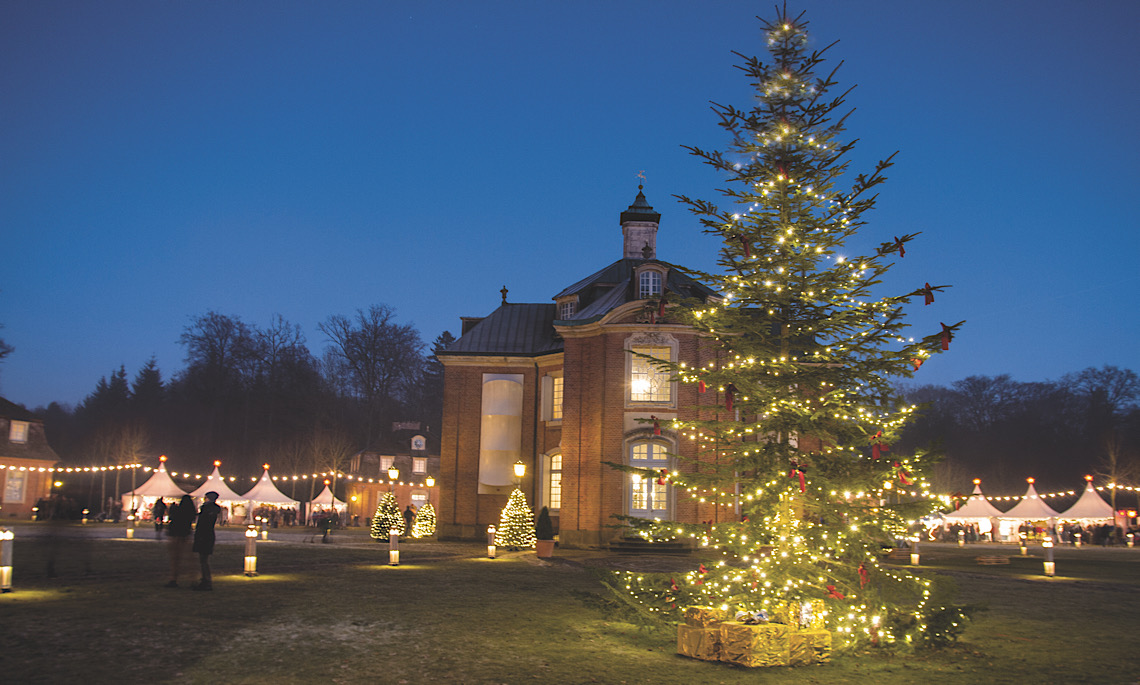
[[637, 170, 646, 188]]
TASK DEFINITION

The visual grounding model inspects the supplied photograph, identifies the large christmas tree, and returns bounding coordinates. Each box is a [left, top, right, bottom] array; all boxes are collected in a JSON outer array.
[[495, 489, 536, 550], [611, 8, 966, 649], [369, 492, 405, 539]]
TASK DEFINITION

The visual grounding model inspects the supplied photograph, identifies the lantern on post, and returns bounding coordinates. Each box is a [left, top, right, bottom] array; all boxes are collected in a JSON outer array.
[[1042, 537, 1055, 577], [126, 512, 135, 539], [909, 536, 920, 566], [0, 528, 13, 592], [1127, 533, 1134, 548], [389, 527, 400, 565], [1074, 532, 1082, 548], [244, 526, 259, 576], [1018, 532, 1027, 556], [487, 525, 496, 559], [82, 508, 89, 525], [957, 529, 964, 547]]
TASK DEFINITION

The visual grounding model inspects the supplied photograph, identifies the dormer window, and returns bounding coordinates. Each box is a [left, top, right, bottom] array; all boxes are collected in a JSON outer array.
[[639, 270, 662, 299], [557, 297, 577, 319], [9, 420, 28, 444]]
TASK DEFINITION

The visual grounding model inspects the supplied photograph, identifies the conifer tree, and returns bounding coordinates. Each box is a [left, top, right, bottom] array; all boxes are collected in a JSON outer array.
[[612, 7, 966, 649], [369, 492, 404, 539], [495, 489, 536, 550], [411, 502, 436, 538]]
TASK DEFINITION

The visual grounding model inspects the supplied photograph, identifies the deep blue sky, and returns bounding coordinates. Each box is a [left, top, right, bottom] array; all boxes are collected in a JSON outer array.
[[2, 1, 1138, 410]]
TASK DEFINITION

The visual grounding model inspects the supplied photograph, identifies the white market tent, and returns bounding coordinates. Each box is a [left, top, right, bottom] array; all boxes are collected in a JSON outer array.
[[1056, 479, 1114, 522], [125, 461, 188, 499], [189, 464, 247, 503], [310, 484, 346, 511], [243, 468, 299, 507], [944, 481, 1005, 521], [1000, 479, 1060, 521]]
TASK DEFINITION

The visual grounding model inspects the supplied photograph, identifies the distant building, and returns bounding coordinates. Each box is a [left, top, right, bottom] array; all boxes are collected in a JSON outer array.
[[344, 422, 440, 524], [0, 397, 60, 519], [437, 188, 733, 547]]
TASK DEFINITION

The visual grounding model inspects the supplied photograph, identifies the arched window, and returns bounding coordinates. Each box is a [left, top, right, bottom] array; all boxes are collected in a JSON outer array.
[[627, 440, 671, 518], [639, 270, 662, 299], [548, 453, 562, 510]]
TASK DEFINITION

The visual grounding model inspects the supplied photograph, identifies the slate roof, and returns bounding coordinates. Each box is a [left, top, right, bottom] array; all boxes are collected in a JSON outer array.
[[440, 303, 561, 357]]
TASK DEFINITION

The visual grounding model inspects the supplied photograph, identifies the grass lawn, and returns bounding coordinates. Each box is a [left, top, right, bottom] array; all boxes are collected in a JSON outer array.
[[1, 526, 1137, 684]]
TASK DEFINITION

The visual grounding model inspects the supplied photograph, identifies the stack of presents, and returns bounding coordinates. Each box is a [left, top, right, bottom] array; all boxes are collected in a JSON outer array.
[[677, 602, 832, 667]]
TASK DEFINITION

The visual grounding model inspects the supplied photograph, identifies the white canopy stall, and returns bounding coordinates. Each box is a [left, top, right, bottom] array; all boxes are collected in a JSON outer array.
[[1000, 478, 1059, 539], [944, 480, 1007, 540], [1056, 477, 1114, 522], [310, 484, 346, 512], [243, 466, 299, 523], [121, 459, 187, 516], [190, 462, 249, 524]]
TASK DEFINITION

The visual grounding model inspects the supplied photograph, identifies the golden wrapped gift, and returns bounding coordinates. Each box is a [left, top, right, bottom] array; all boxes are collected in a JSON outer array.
[[770, 599, 827, 630], [676, 623, 722, 661], [719, 621, 790, 668], [683, 605, 727, 627], [789, 629, 832, 665]]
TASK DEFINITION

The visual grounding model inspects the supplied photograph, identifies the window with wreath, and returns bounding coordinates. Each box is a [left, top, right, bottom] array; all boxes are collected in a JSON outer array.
[[628, 440, 670, 517]]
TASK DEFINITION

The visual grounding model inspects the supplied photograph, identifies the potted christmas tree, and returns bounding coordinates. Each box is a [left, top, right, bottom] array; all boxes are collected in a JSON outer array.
[[535, 506, 555, 558]]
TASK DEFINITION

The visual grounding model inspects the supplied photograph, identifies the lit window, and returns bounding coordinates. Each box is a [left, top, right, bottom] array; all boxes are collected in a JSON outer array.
[[629, 441, 669, 516], [413, 457, 427, 474], [630, 346, 671, 403], [380, 456, 394, 471], [9, 421, 28, 444], [551, 377, 563, 421], [639, 270, 662, 298], [549, 454, 562, 510], [411, 491, 427, 506], [559, 300, 576, 319]]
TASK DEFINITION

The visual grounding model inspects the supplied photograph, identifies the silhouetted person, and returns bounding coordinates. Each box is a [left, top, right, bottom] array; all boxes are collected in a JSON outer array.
[[153, 498, 167, 534], [166, 495, 196, 588], [192, 492, 221, 591], [403, 505, 415, 535]]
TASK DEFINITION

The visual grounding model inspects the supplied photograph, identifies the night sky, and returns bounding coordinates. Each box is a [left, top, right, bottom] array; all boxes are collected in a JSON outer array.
[[2, 0, 1138, 410]]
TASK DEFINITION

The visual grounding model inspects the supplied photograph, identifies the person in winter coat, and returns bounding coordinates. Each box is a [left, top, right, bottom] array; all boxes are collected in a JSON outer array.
[[165, 494, 196, 588], [192, 492, 222, 591]]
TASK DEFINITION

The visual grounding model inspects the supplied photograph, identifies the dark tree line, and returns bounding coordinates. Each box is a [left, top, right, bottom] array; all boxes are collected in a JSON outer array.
[[897, 366, 1140, 498], [36, 305, 453, 487]]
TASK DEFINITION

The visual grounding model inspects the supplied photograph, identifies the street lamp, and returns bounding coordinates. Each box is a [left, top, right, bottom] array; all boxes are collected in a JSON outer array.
[[388, 466, 399, 492], [425, 476, 435, 488], [513, 460, 526, 482]]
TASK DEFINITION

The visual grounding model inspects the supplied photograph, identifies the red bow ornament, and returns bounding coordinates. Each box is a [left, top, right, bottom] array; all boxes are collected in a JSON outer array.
[[912, 357, 923, 372], [827, 584, 845, 599], [788, 461, 807, 493], [698, 380, 706, 394], [651, 415, 661, 436], [858, 563, 869, 588], [724, 383, 738, 413], [894, 236, 906, 258], [657, 288, 668, 318], [922, 282, 935, 305], [893, 461, 912, 486], [737, 234, 752, 259], [656, 468, 669, 486], [870, 431, 890, 460], [940, 322, 953, 350]]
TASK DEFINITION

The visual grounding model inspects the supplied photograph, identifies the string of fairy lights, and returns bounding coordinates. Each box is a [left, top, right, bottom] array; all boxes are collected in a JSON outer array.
[[0, 461, 436, 488]]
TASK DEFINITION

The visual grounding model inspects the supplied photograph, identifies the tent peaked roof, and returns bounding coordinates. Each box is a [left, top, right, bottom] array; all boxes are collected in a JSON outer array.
[[243, 469, 298, 505], [1001, 481, 1060, 520], [945, 481, 1005, 520], [1057, 481, 1114, 521], [189, 466, 247, 502], [311, 484, 346, 509], [125, 463, 188, 498]]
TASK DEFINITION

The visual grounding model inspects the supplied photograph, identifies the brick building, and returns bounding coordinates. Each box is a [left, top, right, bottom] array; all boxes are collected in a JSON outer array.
[[437, 188, 726, 547], [344, 425, 440, 525], [0, 397, 60, 519]]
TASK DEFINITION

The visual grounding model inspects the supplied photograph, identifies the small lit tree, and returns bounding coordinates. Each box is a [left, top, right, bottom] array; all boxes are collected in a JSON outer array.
[[369, 492, 404, 539], [411, 502, 436, 538], [495, 489, 536, 549]]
